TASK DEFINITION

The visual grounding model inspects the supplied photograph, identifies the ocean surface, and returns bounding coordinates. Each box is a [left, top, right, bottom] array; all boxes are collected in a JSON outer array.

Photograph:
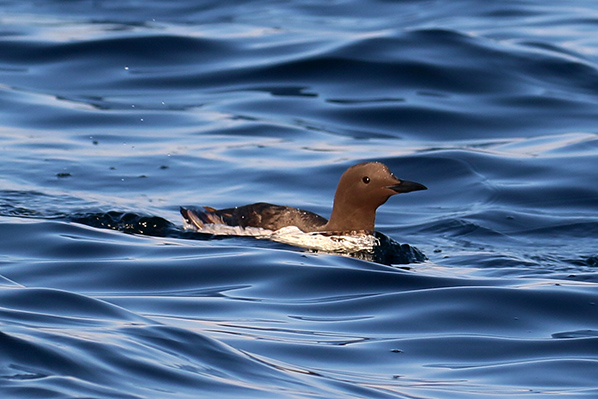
[[1, 1, 598, 398]]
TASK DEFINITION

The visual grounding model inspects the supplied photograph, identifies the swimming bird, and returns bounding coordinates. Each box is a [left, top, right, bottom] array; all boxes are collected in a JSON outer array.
[[181, 162, 426, 236]]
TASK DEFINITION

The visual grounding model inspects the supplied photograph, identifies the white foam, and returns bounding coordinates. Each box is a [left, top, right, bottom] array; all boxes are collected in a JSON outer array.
[[183, 220, 272, 237]]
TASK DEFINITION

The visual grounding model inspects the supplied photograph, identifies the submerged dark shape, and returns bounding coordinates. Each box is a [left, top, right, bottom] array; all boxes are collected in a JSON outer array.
[[181, 162, 427, 235], [71, 211, 177, 237], [362, 231, 427, 265]]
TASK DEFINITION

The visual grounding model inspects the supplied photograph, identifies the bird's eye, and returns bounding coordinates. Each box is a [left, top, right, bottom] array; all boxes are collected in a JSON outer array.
[[362, 176, 370, 184]]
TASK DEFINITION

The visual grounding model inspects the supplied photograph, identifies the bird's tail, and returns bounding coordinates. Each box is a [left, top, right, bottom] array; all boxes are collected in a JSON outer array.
[[180, 207, 225, 230]]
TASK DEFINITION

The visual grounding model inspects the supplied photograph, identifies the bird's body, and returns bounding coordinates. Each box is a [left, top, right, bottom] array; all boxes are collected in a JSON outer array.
[[182, 202, 328, 233], [181, 162, 426, 236]]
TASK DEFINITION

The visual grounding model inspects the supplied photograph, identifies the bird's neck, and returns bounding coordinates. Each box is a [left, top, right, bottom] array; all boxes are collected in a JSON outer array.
[[322, 202, 376, 234]]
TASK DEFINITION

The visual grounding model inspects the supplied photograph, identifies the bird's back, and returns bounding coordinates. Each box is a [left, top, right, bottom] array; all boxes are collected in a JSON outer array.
[[181, 202, 328, 233]]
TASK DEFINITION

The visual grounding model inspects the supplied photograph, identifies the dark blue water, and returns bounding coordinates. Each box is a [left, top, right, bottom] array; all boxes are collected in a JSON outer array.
[[2, 1, 598, 397]]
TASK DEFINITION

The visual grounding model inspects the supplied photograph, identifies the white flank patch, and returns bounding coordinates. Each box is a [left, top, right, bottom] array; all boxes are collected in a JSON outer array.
[[184, 222, 379, 253], [270, 226, 379, 253]]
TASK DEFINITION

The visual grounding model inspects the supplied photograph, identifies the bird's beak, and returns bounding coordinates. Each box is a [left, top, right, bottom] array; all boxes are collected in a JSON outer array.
[[387, 179, 427, 194]]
